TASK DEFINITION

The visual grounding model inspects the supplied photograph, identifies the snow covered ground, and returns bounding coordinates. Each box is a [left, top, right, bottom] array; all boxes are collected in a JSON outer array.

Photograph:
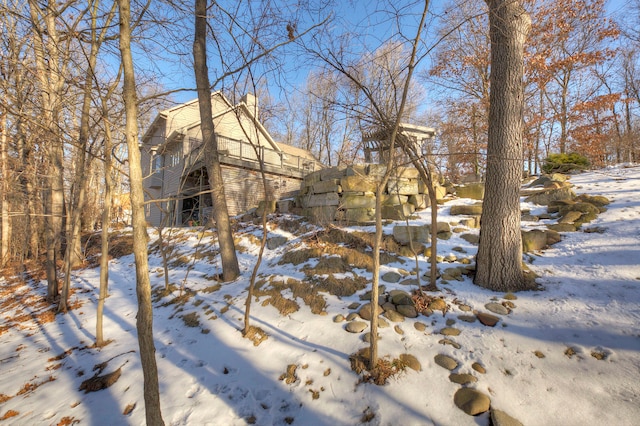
[[1, 165, 639, 426]]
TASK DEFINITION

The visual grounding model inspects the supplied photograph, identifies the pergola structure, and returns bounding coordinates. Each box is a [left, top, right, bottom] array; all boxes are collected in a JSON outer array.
[[362, 123, 436, 164]]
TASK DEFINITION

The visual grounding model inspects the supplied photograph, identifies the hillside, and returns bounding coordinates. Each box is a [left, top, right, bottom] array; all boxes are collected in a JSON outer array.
[[1, 165, 639, 426]]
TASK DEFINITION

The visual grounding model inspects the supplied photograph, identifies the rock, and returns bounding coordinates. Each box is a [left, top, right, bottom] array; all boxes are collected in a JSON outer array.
[[559, 210, 583, 224], [381, 204, 416, 220], [378, 318, 390, 328], [453, 388, 491, 416], [524, 186, 575, 205], [393, 225, 430, 245], [575, 194, 610, 208], [547, 223, 577, 232], [333, 314, 345, 323], [485, 303, 509, 315], [458, 304, 472, 312], [362, 332, 381, 343], [382, 271, 402, 283], [472, 362, 486, 374], [399, 278, 420, 286], [428, 298, 448, 312], [459, 217, 480, 228], [434, 354, 459, 371], [399, 354, 421, 371], [347, 302, 361, 310], [439, 339, 461, 349], [346, 312, 360, 321], [458, 315, 477, 323], [394, 325, 404, 335], [389, 290, 413, 305], [359, 303, 381, 321], [440, 327, 462, 336], [503, 293, 517, 300], [449, 373, 478, 385], [460, 233, 480, 244], [266, 235, 288, 249], [491, 409, 524, 426], [455, 183, 485, 200], [396, 304, 418, 318], [345, 321, 368, 333], [446, 318, 456, 326], [476, 312, 500, 327], [450, 204, 483, 215], [522, 229, 562, 252], [384, 310, 405, 322], [414, 322, 427, 332]]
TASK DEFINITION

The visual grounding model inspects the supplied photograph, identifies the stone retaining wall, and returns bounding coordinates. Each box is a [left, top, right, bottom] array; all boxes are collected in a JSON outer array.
[[297, 164, 445, 224]]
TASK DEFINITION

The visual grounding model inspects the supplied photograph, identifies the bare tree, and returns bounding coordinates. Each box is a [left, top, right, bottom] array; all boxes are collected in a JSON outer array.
[[474, 0, 531, 292], [192, 0, 241, 282], [117, 0, 164, 422]]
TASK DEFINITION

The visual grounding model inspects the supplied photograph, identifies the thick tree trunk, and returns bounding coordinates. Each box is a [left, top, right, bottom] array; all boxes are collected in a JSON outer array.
[[193, 0, 240, 282], [475, 0, 531, 292], [117, 0, 165, 423]]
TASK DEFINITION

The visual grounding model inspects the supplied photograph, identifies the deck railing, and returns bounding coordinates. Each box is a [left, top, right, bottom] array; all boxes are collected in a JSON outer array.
[[185, 135, 318, 174]]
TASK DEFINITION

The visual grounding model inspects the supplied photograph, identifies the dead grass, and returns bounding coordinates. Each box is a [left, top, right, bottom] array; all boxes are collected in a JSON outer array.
[[83, 231, 134, 268], [16, 375, 56, 396], [349, 348, 409, 386], [0, 410, 19, 421], [243, 325, 268, 346], [311, 274, 368, 297], [181, 312, 200, 327], [56, 417, 80, 426], [256, 277, 327, 315]]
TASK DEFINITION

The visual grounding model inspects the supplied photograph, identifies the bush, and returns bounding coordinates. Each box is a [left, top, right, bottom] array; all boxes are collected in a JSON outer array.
[[542, 153, 590, 174]]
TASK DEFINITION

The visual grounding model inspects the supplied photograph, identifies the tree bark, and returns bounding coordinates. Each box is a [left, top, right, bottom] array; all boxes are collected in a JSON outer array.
[[1, 111, 10, 267], [28, 0, 66, 301], [193, 0, 240, 282], [117, 0, 165, 423], [475, 0, 531, 292]]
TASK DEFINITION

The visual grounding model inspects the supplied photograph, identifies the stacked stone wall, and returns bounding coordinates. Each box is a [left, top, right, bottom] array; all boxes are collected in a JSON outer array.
[[297, 164, 444, 224]]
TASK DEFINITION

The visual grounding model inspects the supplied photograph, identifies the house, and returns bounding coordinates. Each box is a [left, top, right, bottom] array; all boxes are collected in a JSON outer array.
[[141, 92, 321, 226]]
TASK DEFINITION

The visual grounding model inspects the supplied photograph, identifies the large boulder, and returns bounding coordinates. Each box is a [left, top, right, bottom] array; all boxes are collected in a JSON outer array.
[[522, 229, 561, 252], [524, 185, 575, 205], [455, 182, 485, 200], [393, 225, 430, 245], [450, 204, 483, 216]]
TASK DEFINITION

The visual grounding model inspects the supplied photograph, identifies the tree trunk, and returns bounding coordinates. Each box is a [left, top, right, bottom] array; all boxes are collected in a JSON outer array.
[[1, 112, 10, 267], [193, 0, 240, 282], [97, 89, 116, 347], [475, 0, 531, 292], [28, 0, 66, 301], [117, 0, 165, 423]]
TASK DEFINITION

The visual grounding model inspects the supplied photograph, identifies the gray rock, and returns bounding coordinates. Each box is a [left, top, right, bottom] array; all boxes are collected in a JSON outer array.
[[477, 312, 500, 326], [439, 339, 461, 349], [472, 362, 486, 374], [460, 233, 480, 244], [414, 322, 428, 332], [384, 310, 405, 322], [396, 304, 418, 318], [440, 327, 462, 336], [389, 290, 413, 305], [345, 321, 368, 333], [358, 303, 382, 321], [491, 409, 524, 426], [266, 235, 288, 250], [434, 354, 459, 371], [399, 354, 422, 371], [449, 373, 478, 385], [382, 271, 402, 283], [333, 314, 345, 323], [458, 315, 477, 323], [485, 302, 509, 315], [453, 388, 491, 416], [346, 312, 360, 321]]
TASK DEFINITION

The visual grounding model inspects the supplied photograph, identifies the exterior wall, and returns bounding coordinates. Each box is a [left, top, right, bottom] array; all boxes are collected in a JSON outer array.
[[220, 165, 302, 216]]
